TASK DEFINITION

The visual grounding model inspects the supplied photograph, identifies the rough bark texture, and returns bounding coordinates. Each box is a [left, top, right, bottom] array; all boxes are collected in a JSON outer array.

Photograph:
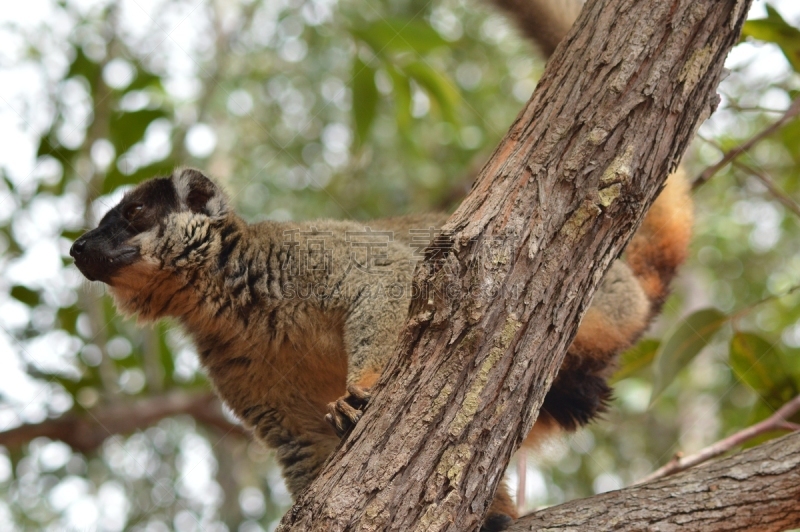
[[510, 431, 800, 532], [280, 0, 753, 530]]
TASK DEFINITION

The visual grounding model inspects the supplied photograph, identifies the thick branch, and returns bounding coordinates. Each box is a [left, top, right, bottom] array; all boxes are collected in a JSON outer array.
[[281, 1, 752, 530], [0, 392, 245, 453], [509, 431, 800, 532]]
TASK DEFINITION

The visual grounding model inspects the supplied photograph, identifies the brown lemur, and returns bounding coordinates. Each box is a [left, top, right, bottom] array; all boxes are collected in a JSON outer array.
[[70, 0, 692, 529]]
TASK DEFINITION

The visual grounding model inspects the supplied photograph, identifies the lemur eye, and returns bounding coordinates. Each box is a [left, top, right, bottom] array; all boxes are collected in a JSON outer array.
[[124, 203, 144, 220]]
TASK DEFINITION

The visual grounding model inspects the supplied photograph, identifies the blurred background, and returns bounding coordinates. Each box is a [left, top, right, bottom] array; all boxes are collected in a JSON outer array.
[[1, 0, 800, 530]]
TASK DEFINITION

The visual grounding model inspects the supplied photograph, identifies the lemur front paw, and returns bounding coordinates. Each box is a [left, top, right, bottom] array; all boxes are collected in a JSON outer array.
[[325, 384, 372, 437]]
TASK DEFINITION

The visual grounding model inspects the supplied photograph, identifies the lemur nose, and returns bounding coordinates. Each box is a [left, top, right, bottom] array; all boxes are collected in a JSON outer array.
[[70, 240, 85, 257]]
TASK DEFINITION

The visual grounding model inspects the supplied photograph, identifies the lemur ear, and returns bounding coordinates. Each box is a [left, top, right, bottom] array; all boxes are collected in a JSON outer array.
[[173, 168, 229, 216]]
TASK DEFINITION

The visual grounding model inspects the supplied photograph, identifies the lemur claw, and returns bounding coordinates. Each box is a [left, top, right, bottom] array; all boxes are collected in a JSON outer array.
[[325, 384, 372, 437]]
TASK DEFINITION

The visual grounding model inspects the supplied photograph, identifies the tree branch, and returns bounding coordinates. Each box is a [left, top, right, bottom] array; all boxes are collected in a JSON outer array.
[[0, 392, 246, 453], [733, 160, 800, 219], [697, 134, 800, 219], [509, 431, 800, 531], [692, 96, 800, 190], [280, 1, 752, 529], [638, 394, 800, 483]]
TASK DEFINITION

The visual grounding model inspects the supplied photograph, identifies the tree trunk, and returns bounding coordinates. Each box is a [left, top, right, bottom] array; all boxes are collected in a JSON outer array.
[[280, 0, 753, 530], [510, 431, 800, 532]]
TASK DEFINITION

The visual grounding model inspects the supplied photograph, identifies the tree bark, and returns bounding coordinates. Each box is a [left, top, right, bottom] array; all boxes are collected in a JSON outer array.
[[509, 431, 800, 532], [280, 0, 753, 530]]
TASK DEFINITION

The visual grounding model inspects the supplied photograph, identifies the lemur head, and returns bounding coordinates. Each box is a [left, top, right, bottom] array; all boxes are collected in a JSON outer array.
[[71, 168, 231, 318]]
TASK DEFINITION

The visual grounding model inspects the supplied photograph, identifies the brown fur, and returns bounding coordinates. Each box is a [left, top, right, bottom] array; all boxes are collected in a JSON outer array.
[[484, 483, 518, 531], [74, 165, 690, 525], [627, 167, 693, 306], [78, 169, 436, 497]]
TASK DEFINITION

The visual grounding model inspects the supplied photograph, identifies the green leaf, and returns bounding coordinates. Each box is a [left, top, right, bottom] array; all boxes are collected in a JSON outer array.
[[57, 306, 81, 335], [66, 47, 102, 85], [742, 6, 800, 72], [109, 108, 167, 155], [126, 65, 164, 92], [387, 65, 413, 133], [1, 227, 21, 255], [103, 159, 175, 194], [37, 135, 78, 168], [351, 19, 448, 57], [158, 322, 175, 388], [780, 118, 800, 166], [730, 332, 797, 408], [61, 229, 84, 242], [402, 61, 460, 124], [351, 57, 379, 148], [651, 308, 728, 402], [730, 333, 780, 395], [611, 339, 659, 384], [10, 286, 39, 307], [27, 368, 97, 398]]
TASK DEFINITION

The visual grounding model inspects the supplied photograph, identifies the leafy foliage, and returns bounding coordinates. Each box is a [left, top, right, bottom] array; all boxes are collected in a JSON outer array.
[[729, 332, 798, 408], [743, 6, 800, 71], [650, 308, 728, 402], [349, 17, 461, 146]]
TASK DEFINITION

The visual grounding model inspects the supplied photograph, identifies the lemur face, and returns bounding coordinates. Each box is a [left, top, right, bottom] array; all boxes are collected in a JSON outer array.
[[70, 168, 227, 286]]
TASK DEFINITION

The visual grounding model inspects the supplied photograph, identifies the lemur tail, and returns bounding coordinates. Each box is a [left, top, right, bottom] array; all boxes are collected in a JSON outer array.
[[627, 169, 693, 312], [490, 0, 585, 56]]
